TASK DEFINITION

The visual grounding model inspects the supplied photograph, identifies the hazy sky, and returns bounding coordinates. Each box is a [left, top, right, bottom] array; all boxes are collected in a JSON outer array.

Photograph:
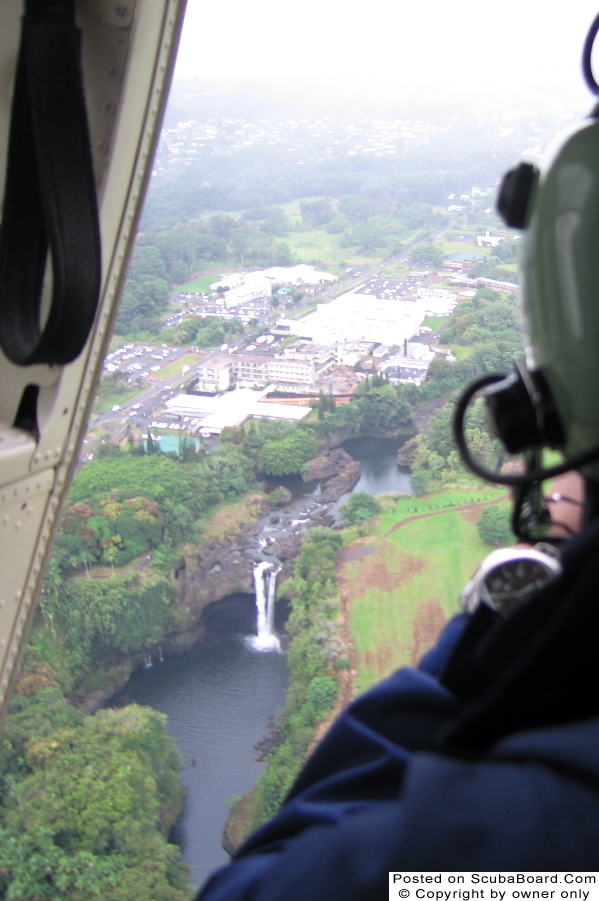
[[174, 1, 599, 110]]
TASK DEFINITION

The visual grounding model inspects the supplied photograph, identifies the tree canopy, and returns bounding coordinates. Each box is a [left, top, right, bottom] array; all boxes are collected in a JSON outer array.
[[477, 505, 513, 546], [339, 491, 381, 525], [0, 698, 191, 900], [257, 430, 318, 477]]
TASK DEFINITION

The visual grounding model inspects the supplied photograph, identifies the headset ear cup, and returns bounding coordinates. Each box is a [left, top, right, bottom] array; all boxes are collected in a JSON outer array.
[[483, 369, 542, 454], [483, 363, 564, 456], [497, 162, 539, 229]]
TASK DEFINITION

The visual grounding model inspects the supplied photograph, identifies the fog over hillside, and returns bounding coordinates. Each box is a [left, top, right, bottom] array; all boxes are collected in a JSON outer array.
[[173, 0, 599, 114]]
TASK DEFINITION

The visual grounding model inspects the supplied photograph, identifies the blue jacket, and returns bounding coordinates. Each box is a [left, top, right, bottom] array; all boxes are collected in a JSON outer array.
[[197, 522, 599, 899]]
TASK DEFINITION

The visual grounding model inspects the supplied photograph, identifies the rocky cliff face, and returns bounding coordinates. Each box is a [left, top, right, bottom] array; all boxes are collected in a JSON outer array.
[[302, 447, 361, 501], [177, 517, 302, 622], [77, 449, 361, 712], [177, 448, 361, 625]]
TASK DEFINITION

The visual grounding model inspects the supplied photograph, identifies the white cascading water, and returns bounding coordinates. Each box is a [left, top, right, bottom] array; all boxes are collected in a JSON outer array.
[[248, 561, 280, 652]]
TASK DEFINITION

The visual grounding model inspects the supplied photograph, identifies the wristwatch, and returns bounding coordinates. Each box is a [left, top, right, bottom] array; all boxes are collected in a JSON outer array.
[[460, 544, 562, 617]]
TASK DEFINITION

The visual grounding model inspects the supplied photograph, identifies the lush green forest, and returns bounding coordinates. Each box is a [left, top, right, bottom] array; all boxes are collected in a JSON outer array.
[[144, 99, 519, 233], [406, 287, 520, 481], [0, 685, 191, 899]]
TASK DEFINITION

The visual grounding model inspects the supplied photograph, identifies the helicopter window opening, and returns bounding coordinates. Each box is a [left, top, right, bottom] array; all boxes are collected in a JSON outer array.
[[12, 383, 39, 440], [3, 2, 599, 895]]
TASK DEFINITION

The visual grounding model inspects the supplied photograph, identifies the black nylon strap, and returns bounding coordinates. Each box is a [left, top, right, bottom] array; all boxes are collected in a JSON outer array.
[[0, 0, 101, 366]]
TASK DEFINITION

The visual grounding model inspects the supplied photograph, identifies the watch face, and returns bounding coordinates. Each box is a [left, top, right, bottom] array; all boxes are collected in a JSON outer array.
[[481, 557, 558, 615], [460, 547, 562, 616]]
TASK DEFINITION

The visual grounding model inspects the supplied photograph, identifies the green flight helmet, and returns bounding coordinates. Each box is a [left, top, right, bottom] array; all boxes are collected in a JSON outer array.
[[486, 110, 599, 479]]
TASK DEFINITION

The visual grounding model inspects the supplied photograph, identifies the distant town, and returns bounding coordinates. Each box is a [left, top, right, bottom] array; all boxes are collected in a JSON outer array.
[[91, 246, 516, 455], [88, 90, 561, 457]]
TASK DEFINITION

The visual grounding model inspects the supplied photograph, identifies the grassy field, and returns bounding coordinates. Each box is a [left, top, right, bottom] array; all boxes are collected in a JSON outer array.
[[277, 198, 322, 227], [283, 229, 343, 266], [340, 486, 509, 692], [284, 229, 380, 268], [437, 238, 490, 257], [378, 264, 410, 278], [451, 345, 476, 360], [422, 315, 447, 331], [174, 273, 225, 293], [192, 210, 242, 223], [92, 383, 147, 414], [150, 352, 201, 380]]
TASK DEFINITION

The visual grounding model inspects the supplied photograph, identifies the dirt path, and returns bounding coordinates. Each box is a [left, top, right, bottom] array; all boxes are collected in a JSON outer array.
[[338, 493, 508, 564], [385, 493, 509, 536]]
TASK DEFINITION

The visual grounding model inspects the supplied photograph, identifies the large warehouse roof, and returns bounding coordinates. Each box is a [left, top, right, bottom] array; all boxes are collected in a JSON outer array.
[[165, 388, 311, 435]]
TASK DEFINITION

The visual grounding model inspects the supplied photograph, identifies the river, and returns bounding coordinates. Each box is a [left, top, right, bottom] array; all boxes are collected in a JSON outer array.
[[111, 593, 288, 890], [111, 435, 411, 890], [342, 436, 412, 495]]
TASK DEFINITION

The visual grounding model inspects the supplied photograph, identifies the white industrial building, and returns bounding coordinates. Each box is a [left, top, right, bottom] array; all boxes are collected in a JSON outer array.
[[379, 361, 430, 387], [378, 341, 436, 386], [193, 357, 232, 393], [210, 273, 245, 291], [209, 265, 336, 305], [334, 342, 376, 367], [165, 387, 311, 436], [276, 292, 425, 346], [476, 231, 504, 247], [261, 264, 337, 287], [230, 343, 335, 390], [215, 275, 272, 308], [416, 287, 459, 317]]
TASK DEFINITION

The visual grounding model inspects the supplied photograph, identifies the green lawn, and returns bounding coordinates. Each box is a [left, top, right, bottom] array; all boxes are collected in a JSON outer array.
[[284, 229, 380, 269], [438, 238, 490, 256], [192, 210, 242, 222], [378, 265, 411, 278], [284, 229, 343, 266], [450, 345, 476, 360], [278, 198, 323, 227], [342, 486, 508, 692], [422, 315, 447, 331], [152, 352, 201, 380], [174, 273, 225, 293], [93, 384, 147, 414]]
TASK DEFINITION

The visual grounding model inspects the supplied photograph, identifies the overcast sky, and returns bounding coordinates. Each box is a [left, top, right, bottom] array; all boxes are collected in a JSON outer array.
[[174, 1, 599, 110]]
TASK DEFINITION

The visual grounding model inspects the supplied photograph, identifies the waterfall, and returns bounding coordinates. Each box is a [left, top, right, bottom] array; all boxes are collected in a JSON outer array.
[[143, 652, 153, 668], [266, 566, 277, 638], [248, 561, 280, 652]]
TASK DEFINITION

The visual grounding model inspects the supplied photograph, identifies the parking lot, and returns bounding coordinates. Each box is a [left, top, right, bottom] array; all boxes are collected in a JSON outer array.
[[104, 343, 187, 379], [167, 290, 296, 328]]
